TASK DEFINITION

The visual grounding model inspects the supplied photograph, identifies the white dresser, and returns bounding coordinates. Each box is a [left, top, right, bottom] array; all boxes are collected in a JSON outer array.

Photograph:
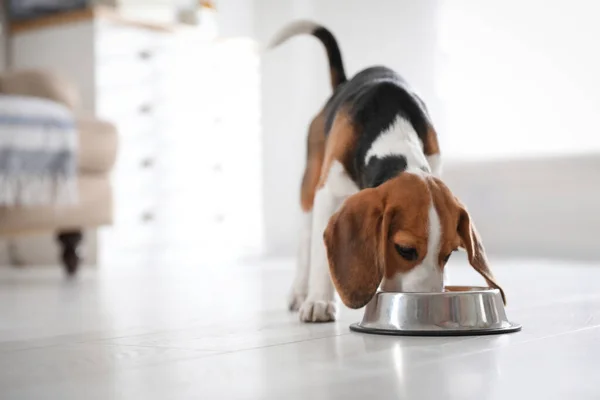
[[10, 8, 263, 265], [94, 0, 179, 24]]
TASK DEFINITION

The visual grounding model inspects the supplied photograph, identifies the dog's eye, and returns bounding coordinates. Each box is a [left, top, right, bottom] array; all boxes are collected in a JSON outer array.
[[395, 245, 418, 261]]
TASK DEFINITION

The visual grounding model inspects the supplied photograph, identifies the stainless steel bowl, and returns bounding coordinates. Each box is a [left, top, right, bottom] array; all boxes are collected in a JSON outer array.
[[350, 286, 521, 336]]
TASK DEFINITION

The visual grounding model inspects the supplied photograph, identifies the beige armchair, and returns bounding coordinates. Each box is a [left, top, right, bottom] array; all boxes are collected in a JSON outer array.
[[0, 70, 117, 275]]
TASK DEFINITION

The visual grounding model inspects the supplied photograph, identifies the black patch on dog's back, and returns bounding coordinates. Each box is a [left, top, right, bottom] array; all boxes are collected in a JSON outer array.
[[352, 82, 428, 167], [321, 66, 433, 188], [363, 155, 408, 188]]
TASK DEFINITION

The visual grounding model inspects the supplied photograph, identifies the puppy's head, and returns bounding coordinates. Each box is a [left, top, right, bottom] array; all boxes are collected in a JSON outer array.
[[324, 171, 504, 309]]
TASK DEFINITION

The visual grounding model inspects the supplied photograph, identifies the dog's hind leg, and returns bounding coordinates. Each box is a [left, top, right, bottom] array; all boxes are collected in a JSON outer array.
[[289, 211, 312, 311]]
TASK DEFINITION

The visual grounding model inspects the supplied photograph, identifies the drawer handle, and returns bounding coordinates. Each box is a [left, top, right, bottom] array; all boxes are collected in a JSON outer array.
[[140, 104, 153, 114], [141, 212, 155, 222], [141, 158, 155, 168], [139, 50, 153, 60]]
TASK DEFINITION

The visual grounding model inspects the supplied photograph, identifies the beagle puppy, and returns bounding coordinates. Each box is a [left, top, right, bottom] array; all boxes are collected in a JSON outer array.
[[270, 21, 505, 323]]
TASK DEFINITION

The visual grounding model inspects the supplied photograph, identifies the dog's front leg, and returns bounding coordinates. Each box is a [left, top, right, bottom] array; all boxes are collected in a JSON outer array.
[[299, 184, 341, 322], [299, 161, 358, 322]]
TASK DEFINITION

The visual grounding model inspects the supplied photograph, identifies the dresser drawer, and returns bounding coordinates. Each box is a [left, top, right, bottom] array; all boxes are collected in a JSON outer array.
[[95, 21, 171, 59], [96, 85, 167, 122], [114, 150, 159, 188], [114, 114, 168, 146], [114, 192, 158, 220], [112, 176, 159, 233], [152, 205, 260, 253], [107, 213, 229, 253], [115, 139, 158, 175], [96, 49, 170, 90], [104, 223, 159, 251]]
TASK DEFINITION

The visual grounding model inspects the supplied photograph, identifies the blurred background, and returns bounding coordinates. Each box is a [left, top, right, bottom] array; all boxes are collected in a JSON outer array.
[[1, 0, 599, 274]]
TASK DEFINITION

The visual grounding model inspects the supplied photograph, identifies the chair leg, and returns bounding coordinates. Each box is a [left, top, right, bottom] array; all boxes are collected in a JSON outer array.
[[56, 230, 83, 276]]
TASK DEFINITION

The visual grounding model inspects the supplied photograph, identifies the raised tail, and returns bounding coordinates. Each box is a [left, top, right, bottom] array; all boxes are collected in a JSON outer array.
[[268, 20, 347, 89]]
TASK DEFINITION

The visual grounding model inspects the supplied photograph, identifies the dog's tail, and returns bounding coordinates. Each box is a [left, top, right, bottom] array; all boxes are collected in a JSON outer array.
[[268, 21, 347, 90]]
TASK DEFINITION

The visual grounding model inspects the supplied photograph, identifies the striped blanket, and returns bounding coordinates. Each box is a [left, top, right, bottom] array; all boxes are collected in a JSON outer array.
[[0, 95, 77, 206]]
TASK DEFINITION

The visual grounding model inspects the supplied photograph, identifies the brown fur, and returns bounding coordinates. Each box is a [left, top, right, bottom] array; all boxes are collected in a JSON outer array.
[[381, 174, 432, 278], [423, 125, 440, 156], [457, 205, 506, 304], [325, 172, 506, 309], [324, 187, 387, 309], [300, 108, 357, 212], [428, 177, 462, 266], [300, 112, 326, 212], [324, 174, 433, 308], [317, 109, 356, 188], [428, 177, 506, 304]]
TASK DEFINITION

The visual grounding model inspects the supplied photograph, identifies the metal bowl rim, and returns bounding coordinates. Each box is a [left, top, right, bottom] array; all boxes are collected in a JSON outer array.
[[350, 322, 522, 337], [377, 286, 500, 297]]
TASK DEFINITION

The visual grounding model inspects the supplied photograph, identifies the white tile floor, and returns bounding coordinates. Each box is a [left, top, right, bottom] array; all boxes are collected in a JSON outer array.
[[1, 255, 599, 399]]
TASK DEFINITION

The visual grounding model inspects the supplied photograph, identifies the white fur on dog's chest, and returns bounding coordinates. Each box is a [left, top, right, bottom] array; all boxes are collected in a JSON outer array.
[[326, 161, 360, 198]]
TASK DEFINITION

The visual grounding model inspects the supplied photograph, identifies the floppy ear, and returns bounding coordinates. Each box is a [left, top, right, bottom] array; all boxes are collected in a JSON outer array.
[[324, 188, 391, 309], [457, 206, 507, 304]]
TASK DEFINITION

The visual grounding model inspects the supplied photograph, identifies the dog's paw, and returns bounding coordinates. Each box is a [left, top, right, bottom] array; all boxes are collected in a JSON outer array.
[[288, 290, 307, 312], [299, 298, 338, 322]]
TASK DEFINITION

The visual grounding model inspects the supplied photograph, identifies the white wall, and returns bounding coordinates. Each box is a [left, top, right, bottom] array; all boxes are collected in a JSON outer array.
[[443, 155, 600, 261], [426, 0, 600, 260], [257, 0, 442, 256], [438, 0, 600, 159]]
